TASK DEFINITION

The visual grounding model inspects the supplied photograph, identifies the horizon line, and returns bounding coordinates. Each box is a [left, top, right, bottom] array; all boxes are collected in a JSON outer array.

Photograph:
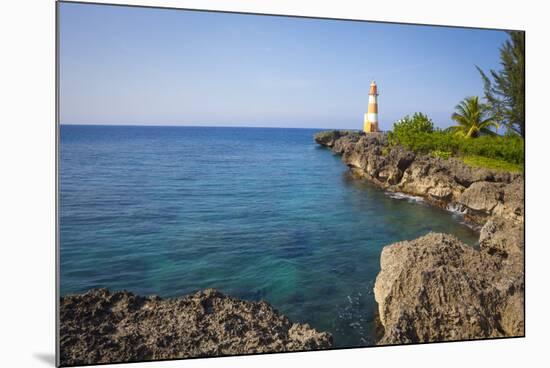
[[59, 123, 360, 130]]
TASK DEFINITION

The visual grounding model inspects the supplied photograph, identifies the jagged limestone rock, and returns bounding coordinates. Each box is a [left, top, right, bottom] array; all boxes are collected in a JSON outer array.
[[60, 288, 332, 366], [374, 233, 524, 344]]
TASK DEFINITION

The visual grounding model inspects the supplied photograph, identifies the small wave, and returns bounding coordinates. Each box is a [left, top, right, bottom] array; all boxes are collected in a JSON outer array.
[[445, 203, 481, 232], [385, 191, 424, 203], [446, 202, 468, 215]]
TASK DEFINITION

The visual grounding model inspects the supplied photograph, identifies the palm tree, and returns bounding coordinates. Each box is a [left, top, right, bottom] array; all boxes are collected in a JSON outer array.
[[450, 96, 499, 138]]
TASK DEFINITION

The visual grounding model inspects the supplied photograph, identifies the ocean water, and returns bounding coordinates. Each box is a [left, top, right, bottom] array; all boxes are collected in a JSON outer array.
[[60, 125, 478, 347]]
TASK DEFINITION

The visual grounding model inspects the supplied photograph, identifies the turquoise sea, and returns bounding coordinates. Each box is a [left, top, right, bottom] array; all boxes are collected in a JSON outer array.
[[60, 125, 478, 347]]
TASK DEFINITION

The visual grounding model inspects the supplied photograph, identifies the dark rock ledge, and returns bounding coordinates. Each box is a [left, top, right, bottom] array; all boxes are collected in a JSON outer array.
[[60, 288, 332, 366], [315, 130, 524, 344]]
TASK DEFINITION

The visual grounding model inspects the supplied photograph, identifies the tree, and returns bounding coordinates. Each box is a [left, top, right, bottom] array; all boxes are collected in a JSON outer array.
[[450, 96, 498, 138], [476, 31, 525, 137]]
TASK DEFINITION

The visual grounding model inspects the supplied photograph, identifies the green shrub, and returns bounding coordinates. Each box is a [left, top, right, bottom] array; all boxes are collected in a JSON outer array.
[[459, 135, 524, 164], [392, 112, 434, 134], [388, 113, 524, 167], [388, 130, 459, 155]]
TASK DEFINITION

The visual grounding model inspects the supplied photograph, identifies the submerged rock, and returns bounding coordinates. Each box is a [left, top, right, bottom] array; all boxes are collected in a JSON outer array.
[[60, 288, 332, 366], [374, 233, 524, 344]]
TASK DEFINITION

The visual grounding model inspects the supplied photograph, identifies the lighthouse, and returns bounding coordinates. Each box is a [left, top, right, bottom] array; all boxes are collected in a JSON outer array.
[[363, 81, 379, 133]]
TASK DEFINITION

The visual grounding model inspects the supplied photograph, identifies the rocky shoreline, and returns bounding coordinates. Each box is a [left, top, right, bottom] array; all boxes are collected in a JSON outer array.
[[60, 288, 332, 366], [59, 131, 524, 365], [315, 130, 524, 344]]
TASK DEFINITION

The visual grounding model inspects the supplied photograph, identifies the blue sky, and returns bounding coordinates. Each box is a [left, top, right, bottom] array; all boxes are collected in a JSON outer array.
[[59, 2, 508, 130]]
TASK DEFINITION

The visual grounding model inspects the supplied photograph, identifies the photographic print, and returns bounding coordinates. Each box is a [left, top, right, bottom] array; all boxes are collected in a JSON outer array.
[[57, 1, 525, 366]]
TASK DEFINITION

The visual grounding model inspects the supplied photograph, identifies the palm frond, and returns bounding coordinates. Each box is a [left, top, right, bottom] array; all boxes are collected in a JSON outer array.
[[450, 96, 495, 139]]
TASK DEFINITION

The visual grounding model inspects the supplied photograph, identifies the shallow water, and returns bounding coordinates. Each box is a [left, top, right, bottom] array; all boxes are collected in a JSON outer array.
[[60, 125, 478, 347]]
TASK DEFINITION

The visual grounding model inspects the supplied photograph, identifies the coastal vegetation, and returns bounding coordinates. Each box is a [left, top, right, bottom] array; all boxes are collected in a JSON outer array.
[[387, 117, 524, 172], [388, 31, 524, 173]]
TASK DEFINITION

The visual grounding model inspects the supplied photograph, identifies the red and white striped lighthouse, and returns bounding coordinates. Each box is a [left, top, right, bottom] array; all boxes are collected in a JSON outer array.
[[363, 81, 379, 133]]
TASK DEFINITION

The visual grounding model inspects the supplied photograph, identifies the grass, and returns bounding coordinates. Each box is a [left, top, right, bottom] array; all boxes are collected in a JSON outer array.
[[460, 155, 524, 173]]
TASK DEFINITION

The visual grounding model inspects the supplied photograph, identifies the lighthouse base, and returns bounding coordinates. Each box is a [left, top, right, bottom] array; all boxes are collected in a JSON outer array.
[[363, 121, 379, 133]]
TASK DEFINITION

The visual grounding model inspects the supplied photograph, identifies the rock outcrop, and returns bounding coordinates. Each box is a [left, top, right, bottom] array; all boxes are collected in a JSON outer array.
[[315, 130, 524, 345], [314, 130, 523, 227], [60, 288, 332, 366], [373, 233, 524, 344]]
